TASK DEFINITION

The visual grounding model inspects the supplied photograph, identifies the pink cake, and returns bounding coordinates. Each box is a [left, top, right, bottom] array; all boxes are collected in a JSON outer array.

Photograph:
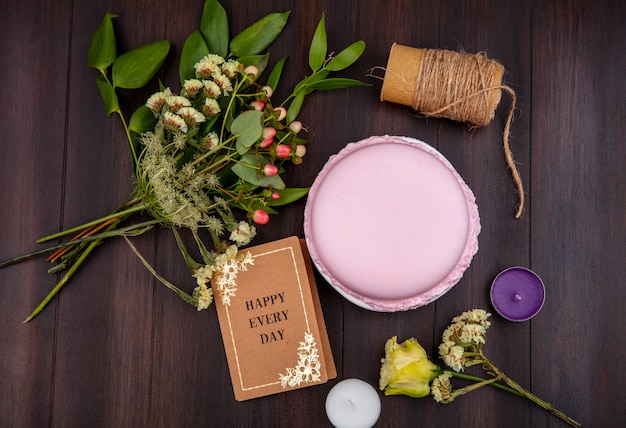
[[304, 135, 481, 311]]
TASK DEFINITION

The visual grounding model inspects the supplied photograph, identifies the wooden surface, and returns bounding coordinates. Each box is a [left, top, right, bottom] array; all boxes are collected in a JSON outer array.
[[1, 0, 624, 426]]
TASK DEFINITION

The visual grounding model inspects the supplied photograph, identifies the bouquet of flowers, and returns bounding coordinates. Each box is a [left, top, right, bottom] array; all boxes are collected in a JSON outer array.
[[0, 0, 366, 322], [379, 309, 582, 427]]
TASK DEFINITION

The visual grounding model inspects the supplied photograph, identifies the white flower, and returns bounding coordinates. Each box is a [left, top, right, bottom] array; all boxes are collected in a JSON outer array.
[[458, 323, 487, 346], [229, 221, 257, 246], [205, 216, 224, 235], [165, 95, 192, 112], [182, 79, 204, 97], [163, 112, 188, 133], [177, 106, 206, 126], [201, 132, 220, 151], [195, 54, 225, 78], [193, 264, 217, 286], [203, 80, 221, 98], [440, 343, 466, 372], [192, 283, 213, 310], [146, 88, 172, 115], [203, 98, 221, 116], [451, 309, 491, 329], [213, 74, 233, 93], [221, 59, 241, 78], [431, 372, 453, 403], [203, 54, 225, 65]]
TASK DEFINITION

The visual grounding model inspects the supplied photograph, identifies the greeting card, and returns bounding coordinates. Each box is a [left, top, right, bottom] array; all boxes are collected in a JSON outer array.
[[214, 236, 336, 401]]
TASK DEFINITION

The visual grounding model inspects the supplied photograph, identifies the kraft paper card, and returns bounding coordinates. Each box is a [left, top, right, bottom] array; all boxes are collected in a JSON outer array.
[[214, 236, 336, 401]]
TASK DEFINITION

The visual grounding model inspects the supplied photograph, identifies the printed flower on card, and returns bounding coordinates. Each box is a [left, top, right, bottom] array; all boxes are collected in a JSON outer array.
[[279, 332, 322, 388]]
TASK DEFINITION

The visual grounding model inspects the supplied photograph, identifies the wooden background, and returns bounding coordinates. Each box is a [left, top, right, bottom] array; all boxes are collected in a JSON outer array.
[[1, 0, 624, 426]]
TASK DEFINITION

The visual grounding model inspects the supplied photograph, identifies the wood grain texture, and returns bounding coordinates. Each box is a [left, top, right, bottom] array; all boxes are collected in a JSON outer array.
[[1, 0, 623, 426]]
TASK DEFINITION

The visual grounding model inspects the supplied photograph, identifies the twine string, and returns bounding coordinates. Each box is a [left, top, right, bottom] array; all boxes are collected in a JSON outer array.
[[412, 49, 525, 218]]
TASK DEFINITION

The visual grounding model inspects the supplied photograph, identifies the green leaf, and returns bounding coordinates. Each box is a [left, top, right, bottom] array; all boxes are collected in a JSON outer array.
[[286, 93, 305, 124], [308, 15, 327, 72], [94, 75, 119, 116], [231, 154, 286, 189], [129, 105, 157, 133], [308, 78, 370, 91], [230, 11, 291, 57], [88, 13, 118, 71], [326, 40, 366, 71], [267, 188, 309, 206], [237, 53, 270, 76], [293, 70, 330, 95], [112, 40, 170, 89], [200, 0, 229, 57], [231, 110, 263, 154], [179, 31, 210, 84], [266, 57, 287, 91]]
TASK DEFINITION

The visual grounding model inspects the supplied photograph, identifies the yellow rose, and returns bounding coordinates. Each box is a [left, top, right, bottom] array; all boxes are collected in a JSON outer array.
[[379, 336, 440, 398]]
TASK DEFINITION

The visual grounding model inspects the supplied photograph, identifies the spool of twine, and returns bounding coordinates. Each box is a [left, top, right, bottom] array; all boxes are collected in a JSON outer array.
[[380, 43, 524, 218]]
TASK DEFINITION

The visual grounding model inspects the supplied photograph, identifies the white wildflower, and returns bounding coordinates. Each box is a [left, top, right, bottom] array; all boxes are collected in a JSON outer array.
[[165, 95, 192, 112], [172, 131, 187, 150], [192, 283, 213, 310], [177, 106, 206, 126], [204, 172, 220, 189], [203, 80, 221, 98], [431, 372, 453, 403], [213, 74, 233, 94], [163, 112, 188, 133], [451, 309, 491, 329], [194, 54, 224, 79], [458, 323, 487, 346], [182, 79, 204, 97], [229, 221, 257, 246], [205, 216, 224, 235], [201, 132, 220, 151], [146, 88, 172, 115], [440, 344, 466, 372], [221, 59, 241, 78], [203, 98, 221, 116]]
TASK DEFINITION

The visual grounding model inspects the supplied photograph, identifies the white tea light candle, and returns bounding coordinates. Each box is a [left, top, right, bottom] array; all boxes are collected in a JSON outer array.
[[325, 379, 381, 428]]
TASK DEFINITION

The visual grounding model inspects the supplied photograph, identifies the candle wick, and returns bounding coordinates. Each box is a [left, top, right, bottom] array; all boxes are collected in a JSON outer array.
[[347, 398, 356, 409], [514, 294, 522, 302]]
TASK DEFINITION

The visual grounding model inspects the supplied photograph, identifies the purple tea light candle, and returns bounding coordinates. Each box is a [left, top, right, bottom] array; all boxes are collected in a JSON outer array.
[[490, 267, 546, 321]]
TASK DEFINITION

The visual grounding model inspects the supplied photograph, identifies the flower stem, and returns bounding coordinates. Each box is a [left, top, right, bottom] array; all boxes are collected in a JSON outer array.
[[445, 375, 502, 403], [23, 217, 123, 322], [0, 220, 157, 269], [122, 236, 195, 306], [447, 371, 522, 397], [483, 357, 583, 428], [36, 203, 146, 243], [171, 227, 200, 271]]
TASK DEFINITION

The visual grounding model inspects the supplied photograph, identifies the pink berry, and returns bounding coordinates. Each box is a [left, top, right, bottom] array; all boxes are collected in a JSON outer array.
[[250, 100, 265, 111], [244, 65, 259, 77], [275, 144, 291, 159], [295, 144, 307, 158], [253, 210, 269, 225], [262, 127, 276, 140], [271, 192, 281, 200], [274, 107, 287, 121], [259, 138, 273, 148], [289, 120, 302, 134], [262, 85, 274, 97], [263, 164, 278, 176]]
